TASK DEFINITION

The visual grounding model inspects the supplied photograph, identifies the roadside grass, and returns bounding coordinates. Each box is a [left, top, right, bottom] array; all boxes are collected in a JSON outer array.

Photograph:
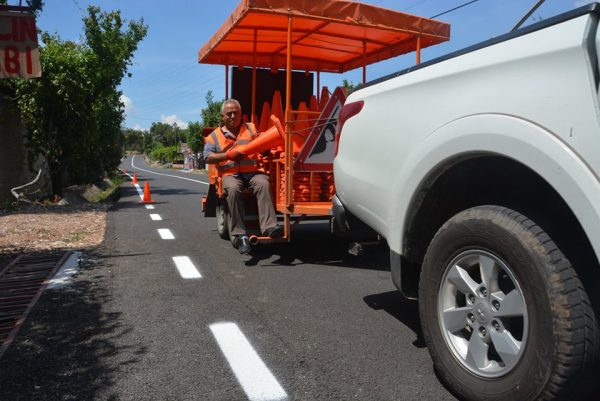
[[90, 175, 126, 203]]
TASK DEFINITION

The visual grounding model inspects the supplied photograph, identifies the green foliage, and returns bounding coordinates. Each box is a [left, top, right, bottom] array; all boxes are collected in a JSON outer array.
[[149, 121, 176, 146], [150, 145, 178, 163], [342, 79, 356, 95], [122, 128, 145, 152], [201, 90, 222, 128], [91, 175, 126, 202], [186, 121, 204, 154], [10, 6, 147, 194]]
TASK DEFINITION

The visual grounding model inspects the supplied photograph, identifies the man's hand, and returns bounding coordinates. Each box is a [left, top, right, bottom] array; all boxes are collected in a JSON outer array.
[[226, 148, 245, 162], [205, 152, 228, 164]]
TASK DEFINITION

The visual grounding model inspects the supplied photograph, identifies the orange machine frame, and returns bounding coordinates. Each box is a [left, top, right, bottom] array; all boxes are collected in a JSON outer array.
[[198, 0, 450, 243]]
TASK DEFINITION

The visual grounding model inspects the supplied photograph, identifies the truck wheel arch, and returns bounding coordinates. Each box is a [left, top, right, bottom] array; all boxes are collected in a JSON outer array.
[[389, 114, 600, 300], [391, 113, 600, 260]]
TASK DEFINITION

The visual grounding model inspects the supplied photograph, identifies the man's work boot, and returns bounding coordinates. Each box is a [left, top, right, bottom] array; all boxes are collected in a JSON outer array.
[[231, 235, 240, 249], [238, 235, 251, 255], [263, 225, 283, 238]]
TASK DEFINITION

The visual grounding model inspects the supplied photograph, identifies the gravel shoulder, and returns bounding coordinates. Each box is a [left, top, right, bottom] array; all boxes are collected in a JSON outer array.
[[0, 203, 111, 263]]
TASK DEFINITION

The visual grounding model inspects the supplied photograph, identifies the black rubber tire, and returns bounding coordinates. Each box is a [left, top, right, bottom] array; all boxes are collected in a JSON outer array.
[[419, 205, 599, 401], [216, 199, 229, 240]]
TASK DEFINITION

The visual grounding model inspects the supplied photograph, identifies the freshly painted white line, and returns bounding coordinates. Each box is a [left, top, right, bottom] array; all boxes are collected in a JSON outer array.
[[150, 214, 162, 221], [172, 256, 201, 279], [133, 183, 144, 201], [158, 228, 174, 240], [145, 204, 155, 210], [131, 154, 209, 185], [47, 251, 81, 289], [210, 322, 288, 401]]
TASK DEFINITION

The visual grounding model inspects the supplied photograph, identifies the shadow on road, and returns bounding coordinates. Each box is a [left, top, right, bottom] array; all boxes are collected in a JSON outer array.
[[242, 222, 390, 271], [0, 248, 147, 401], [363, 290, 425, 348]]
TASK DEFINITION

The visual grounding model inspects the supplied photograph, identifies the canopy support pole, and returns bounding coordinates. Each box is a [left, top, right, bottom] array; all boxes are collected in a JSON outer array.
[[362, 40, 367, 84], [251, 29, 257, 123], [284, 16, 293, 238], [316, 71, 320, 104], [225, 65, 229, 100], [416, 36, 421, 65]]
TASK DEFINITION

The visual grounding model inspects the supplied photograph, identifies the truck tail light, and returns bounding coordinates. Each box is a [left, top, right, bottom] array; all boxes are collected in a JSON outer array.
[[335, 100, 364, 156]]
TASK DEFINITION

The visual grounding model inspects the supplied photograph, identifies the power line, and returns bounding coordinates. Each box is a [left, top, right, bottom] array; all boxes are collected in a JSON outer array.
[[70, 0, 84, 15], [430, 0, 479, 19], [404, 0, 433, 12]]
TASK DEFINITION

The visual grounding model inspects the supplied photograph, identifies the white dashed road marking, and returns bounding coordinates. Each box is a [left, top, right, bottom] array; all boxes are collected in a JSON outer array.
[[210, 322, 288, 401], [145, 204, 155, 210], [172, 256, 202, 279], [158, 228, 175, 240], [150, 214, 162, 221]]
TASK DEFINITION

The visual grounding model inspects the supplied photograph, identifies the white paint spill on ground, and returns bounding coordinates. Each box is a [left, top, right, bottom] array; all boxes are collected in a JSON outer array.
[[172, 256, 201, 279], [210, 322, 288, 401], [47, 251, 81, 289], [150, 214, 162, 221], [158, 228, 175, 240]]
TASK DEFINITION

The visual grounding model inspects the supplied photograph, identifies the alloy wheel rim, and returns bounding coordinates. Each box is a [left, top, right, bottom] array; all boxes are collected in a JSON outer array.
[[437, 250, 528, 378]]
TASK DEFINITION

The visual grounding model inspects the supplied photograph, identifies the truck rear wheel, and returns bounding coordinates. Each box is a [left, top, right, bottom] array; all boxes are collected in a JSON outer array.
[[216, 199, 229, 240], [419, 205, 598, 401]]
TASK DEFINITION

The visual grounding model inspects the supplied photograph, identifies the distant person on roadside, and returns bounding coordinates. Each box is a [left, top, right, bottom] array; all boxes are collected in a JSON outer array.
[[203, 99, 282, 254]]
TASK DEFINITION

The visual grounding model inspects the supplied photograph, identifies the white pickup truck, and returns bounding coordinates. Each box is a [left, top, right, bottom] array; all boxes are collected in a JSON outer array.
[[333, 4, 600, 401]]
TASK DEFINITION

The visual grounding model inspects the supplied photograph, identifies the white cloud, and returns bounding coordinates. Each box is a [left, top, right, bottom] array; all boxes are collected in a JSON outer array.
[[132, 124, 148, 132], [161, 114, 189, 129], [120, 94, 134, 116]]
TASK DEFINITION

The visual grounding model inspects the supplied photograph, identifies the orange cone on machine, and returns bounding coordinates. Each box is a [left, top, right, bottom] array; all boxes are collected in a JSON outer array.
[[140, 181, 155, 204], [226, 115, 285, 161], [258, 101, 271, 132], [319, 86, 330, 111], [132, 173, 138, 184]]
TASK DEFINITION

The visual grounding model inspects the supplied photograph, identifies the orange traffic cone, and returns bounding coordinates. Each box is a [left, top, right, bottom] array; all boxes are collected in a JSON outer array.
[[140, 181, 155, 204], [258, 101, 271, 132], [132, 173, 138, 184], [226, 115, 285, 160], [319, 86, 330, 111]]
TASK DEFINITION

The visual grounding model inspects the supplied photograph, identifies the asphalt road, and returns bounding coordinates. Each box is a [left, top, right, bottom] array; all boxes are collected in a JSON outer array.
[[0, 155, 458, 401]]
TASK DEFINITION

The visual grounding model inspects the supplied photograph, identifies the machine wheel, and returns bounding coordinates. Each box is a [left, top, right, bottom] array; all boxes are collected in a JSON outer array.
[[216, 199, 229, 240], [419, 205, 598, 401]]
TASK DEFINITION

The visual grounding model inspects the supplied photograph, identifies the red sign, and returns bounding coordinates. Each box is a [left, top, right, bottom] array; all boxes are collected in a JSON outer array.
[[0, 10, 41, 78], [294, 86, 346, 172]]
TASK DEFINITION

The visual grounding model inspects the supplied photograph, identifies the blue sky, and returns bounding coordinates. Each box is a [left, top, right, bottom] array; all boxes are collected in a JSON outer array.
[[33, 0, 593, 130]]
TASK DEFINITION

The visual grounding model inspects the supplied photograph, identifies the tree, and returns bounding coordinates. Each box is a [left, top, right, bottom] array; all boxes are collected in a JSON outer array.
[[186, 121, 204, 154], [11, 6, 147, 194], [200, 90, 222, 128], [148, 122, 175, 147], [122, 128, 145, 152], [342, 79, 356, 95]]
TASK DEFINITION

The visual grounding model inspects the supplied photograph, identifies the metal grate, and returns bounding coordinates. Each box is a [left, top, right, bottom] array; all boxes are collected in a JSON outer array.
[[0, 252, 71, 359]]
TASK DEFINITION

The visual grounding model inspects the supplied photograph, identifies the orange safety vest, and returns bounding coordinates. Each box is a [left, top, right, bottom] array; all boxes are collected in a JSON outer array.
[[206, 123, 263, 176]]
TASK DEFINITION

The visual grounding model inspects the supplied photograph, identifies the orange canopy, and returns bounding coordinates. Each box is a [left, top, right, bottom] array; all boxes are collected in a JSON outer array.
[[198, 0, 450, 73]]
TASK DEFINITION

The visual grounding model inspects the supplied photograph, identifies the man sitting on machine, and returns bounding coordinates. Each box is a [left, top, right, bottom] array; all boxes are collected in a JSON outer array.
[[203, 99, 283, 254]]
